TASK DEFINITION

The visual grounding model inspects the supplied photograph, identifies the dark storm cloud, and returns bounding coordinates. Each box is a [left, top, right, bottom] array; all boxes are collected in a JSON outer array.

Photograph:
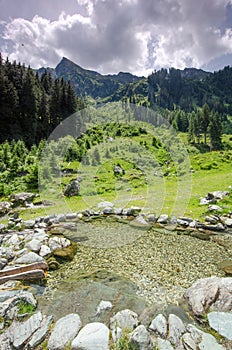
[[0, 0, 232, 75]]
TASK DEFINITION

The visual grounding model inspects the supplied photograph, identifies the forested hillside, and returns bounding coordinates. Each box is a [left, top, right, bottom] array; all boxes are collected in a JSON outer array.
[[0, 54, 84, 146]]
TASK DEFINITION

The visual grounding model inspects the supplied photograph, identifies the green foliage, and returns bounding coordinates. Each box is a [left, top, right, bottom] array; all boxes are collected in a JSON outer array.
[[17, 301, 36, 315], [0, 55, 84, 146]]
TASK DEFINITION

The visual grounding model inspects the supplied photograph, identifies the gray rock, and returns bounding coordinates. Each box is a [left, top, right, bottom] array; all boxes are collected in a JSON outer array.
[[14, 252, 44, 264], [12, 312, 43, 349], [29, 315, 53, 348], [96, 300, 113, 316], [212, 191, 229, 200], [39, 245, 51, 257], [129, 325, 154, 350], [112, 327, 122, 343], [0, 248, 14, 261], [48, 313, 82, 350], [113, 208, 123, 215], [208, 205, 222, 212], [64, 180, 80, 197], [110, 309, 138, 331], [146, 214, 157, 223], [71, 322, 109, 350], [127, 207, 141, 216], [204, 223, 225, 231], [0, 224, 6, 231], [187, 324, 226, 350], [208, 311, 232, 340], [134, 215, 149, 226], [0, 201, 11, 215], [156, 338, 174, 349], [205, 215, 219, 224], [98, 202, 114, 209], [177, 219, 189, 227], [57, 214, 66, 222], [25, 239, 42, 252], [223, 217, 232, 227], [23, 220, 35, 229], [149, 313, 167, 338], [168, 314, 185, 346], [10, 192, 35, 205], [184, 277, 232, 316], [103, 207, 113, 215], [182, 332, 197, 350], [66, 213, 77, 220], [48, 236, 71, 252], [157, 214, 169, 224], [114, 165, 123, 175]]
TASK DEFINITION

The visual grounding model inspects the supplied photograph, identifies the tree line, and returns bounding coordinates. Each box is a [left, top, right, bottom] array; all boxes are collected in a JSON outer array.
[[0, 54, 84, 146]]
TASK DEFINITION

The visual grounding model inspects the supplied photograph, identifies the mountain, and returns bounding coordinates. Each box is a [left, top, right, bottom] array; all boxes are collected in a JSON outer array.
[[38, 58, 232, 116], [38, 57, 142, 99]]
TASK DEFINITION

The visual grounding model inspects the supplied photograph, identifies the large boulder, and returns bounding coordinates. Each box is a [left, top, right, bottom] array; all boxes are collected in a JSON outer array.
[[184, 277, 232, 316], [48, 313, 82, 350], [208, 311, 232, 340], [129, 325, 154, 350], [71, 322, 109, 350], [110, 309, 138, 331], [64, 180, 80, 197]]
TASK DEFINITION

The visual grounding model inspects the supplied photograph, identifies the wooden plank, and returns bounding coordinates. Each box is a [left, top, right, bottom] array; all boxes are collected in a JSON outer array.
[[0, 269, 45, 284], [0, 262, 48, 278]]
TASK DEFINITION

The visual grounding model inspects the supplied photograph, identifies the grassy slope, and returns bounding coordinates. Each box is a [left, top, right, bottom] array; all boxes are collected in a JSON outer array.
[[12, 133, 231, 222]]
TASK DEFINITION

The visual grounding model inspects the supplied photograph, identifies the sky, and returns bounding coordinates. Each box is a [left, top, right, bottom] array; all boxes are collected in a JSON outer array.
[[0, 0, 232, 76]]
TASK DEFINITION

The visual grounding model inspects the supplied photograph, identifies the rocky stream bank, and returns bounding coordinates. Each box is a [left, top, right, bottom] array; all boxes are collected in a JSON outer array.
[[0, 193, 232, 349]]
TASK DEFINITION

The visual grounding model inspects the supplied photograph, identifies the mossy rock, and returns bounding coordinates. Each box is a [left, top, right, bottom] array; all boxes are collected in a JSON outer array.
[[53, 242, 77, 261]]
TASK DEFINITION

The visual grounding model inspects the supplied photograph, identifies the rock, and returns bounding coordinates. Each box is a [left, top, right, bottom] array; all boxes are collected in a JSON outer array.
[[103, 207, 113, 215], [157, 214, 169, 224], [56, 214, 66, 222], [212, 191, 229, 200], [25, 239, 42, 252], [156, 338, 174, 349], [129, 325, 154, 350], [208, 205, 223, 212], [23, 220, 35, 229], [0, 202, 11, 215], [187, 324, 226, 350], [134, 215, 149, 226], [39, 245, 51, 257], [48, 313, 82, 350], [11, 312, 43, 349], [110, 309, 138, 331], [149, 313, 167, 338], [48, 237, 71, 252], [208, 311, 232, 340], [29, 315, 53, 348], [0, 224, 6, 232], [177, 219, 189, 227], [98, 202, 114, 209], [168, 314, 185, 346], [146, 214, 157, 223], [66, 213, 77, 220], [0, 248, 14, 261], [205, 215, 219, 224], [96, 300, 113, 316], [203, 223, 225, 231], [220, 260, 232, 275], [114, 165, 123, 175], [184, 277, 232, 316], [71, 322, 109, 350], [182, 332, 198, 350], [223, 217, 232, 227], [112, 327, 123, 343], [14, 252, 44, 264], [127, 207, 141, 216], [64, 180, 80, 197], [10, 192, 35, 206]]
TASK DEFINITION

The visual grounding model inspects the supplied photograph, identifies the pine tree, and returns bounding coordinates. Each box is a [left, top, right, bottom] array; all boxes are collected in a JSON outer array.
[[201, 103, 211, 144], [208, 112, 222, 150]]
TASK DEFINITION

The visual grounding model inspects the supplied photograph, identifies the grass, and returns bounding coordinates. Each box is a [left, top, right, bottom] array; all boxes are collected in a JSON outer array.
[[1, 132, 231, 222]]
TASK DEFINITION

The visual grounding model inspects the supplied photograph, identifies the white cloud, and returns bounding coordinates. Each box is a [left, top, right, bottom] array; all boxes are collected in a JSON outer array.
[[1, 0, 232, 75]]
